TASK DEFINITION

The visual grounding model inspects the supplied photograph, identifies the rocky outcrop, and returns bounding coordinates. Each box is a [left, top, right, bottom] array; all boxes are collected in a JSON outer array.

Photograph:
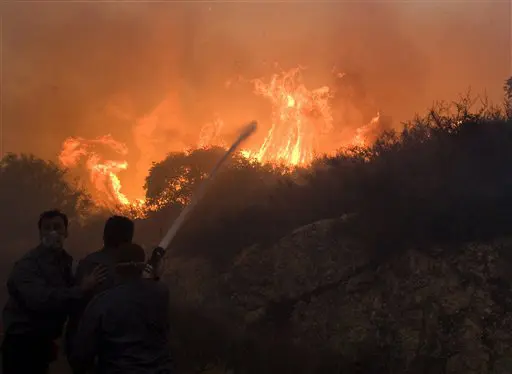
[[225, 219, 512, 373], [226, 217, 370, 323], [165, 217, 512, 373], [288, 243, 512, 373]]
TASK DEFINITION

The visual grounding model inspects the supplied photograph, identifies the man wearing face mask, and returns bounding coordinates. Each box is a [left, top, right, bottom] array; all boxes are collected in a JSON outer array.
[[1, 210, 108, 374]]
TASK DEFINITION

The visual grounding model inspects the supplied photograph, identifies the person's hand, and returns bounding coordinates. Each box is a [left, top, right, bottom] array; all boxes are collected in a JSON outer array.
[[141, 262, 162, 280], [80, 265, 108, 292]]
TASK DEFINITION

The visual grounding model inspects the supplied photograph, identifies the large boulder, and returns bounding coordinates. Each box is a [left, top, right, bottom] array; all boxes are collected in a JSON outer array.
[[162, 215, 512, 373], [226, 216, 369, 322], [225, 218, 512, 373]]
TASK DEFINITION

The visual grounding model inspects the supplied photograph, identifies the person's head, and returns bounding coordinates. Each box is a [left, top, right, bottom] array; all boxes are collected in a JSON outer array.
[[38, 210, 69, 250], [114, 243, 146, 280], [103, 216, 134, 249]]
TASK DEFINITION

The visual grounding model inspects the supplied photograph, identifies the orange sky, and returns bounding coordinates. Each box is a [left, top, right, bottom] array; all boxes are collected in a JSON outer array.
[[2, 1, 510, 168]]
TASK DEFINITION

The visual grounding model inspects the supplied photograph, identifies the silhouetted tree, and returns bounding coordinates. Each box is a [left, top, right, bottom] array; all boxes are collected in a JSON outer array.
[[141, 147, 285, 261], [144, 147, 227, 207], [0, 153, 91, 242]]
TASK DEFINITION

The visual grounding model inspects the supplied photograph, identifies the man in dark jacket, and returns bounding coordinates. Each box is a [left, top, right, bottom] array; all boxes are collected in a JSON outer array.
[[65, 215, 135, 363], [1, 209, 107, 374], [69, 243, 173, 374]]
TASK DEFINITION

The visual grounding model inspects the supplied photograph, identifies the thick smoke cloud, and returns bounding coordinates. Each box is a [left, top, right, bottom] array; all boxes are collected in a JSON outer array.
[[2, 1, 510, 163]]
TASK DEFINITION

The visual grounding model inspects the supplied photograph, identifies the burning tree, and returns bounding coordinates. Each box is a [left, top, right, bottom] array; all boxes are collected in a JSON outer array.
[[56, 67, 382, 214], [0, 153, 91, 235]]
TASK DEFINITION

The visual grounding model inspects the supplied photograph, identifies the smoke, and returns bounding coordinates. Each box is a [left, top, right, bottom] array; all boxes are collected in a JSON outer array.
[[2, 1, 510, 175]]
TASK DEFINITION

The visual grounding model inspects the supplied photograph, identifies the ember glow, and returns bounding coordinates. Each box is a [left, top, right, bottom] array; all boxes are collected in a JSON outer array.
[[58, 68, 380, 216]]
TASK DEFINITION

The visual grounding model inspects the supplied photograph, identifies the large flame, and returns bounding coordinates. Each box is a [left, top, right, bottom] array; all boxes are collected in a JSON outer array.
[[249, 67, 333, 166], [58, 68, 379, 216], [58, 135, 136, 208]]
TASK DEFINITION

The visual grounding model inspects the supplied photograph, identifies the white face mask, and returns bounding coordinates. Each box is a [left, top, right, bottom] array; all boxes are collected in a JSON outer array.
[[42, 230, 65, 249]]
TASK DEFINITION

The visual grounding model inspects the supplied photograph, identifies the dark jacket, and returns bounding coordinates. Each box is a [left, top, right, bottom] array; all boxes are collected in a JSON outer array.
[[2, 245, 81, 340], [65, 248, 118, 356], [74, 248, 118, 295], [69, 279, 173, 374]]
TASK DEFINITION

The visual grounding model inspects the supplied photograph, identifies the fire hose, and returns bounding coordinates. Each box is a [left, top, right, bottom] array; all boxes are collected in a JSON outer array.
[[144, 121, 258, 278]]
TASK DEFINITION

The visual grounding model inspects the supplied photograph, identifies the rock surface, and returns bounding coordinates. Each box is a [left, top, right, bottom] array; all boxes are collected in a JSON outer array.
[[167, 217, 512, 373]]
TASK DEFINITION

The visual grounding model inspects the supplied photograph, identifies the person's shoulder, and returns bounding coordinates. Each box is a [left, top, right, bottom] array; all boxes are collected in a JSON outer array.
[[15, 245, 44, 264], [80, 249, 104, 262], [8, 246, 45, 277], [97, 281, 133, 298], [86, 282, 134, 314], [142, 279, 169, 295], [85, 284, 119, 311], [100, 280, 166, 295], [78, 249, 112, 267]]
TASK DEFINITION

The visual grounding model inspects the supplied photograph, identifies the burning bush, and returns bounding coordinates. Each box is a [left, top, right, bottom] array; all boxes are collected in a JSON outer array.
[[124, 87, 512, 275]]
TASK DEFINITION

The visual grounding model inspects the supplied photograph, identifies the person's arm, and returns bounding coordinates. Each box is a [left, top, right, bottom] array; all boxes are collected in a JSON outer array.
[[7, 257, 83, 313], [65, 259, 91, 358], [71, 259, 93, 312], [74, 258, 87, 286], [69, 296, 102, 373]]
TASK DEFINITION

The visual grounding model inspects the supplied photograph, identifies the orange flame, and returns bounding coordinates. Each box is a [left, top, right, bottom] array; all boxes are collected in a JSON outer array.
[[59, 68, 379, 213], [58, 135, 143, 210], [352, 112, 381, 147], [249, 67, 333, 166]]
